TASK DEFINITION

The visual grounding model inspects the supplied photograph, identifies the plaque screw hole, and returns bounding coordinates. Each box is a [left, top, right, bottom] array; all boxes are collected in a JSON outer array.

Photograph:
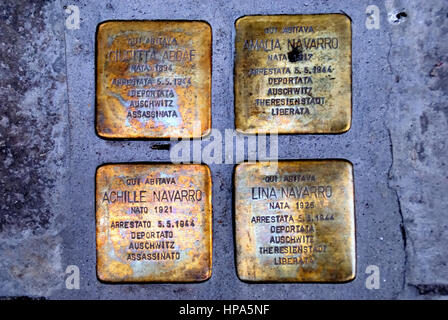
[[389, 10, 408, 24], [396, 12, 407, 19]]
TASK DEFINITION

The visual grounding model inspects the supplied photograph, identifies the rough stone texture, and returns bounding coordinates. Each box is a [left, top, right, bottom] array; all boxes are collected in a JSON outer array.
[[0, 0, 68, 297], [0, 0, 446, 299], [384, 0, 448, 298]]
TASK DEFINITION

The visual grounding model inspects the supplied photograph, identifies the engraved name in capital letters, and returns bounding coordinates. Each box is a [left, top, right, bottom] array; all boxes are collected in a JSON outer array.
[[235, 161, 355, 282], [243, 24, 338, 118], [103, 175, 203, 262], [96, 164, 213, 282], [97, 21, 212, 139], [249, 173, 335, 266], [107, 34, 197, 122]]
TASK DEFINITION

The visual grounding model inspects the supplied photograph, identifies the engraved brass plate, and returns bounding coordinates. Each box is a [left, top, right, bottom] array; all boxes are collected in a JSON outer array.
[[234, 15, 352, 134], [96, 163, 212, 282], [234, 160, 355, 282], [96, 21, 211, 138]]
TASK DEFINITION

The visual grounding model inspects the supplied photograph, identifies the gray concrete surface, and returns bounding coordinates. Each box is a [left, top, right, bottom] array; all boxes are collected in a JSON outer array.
[[0, 0, 446, 299]]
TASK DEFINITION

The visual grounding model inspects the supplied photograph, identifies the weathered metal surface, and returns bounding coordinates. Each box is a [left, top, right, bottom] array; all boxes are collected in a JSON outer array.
[[96, 21, 211, 138], [234, 14, 352, 134], [234, 160, 355, 282], [96, 163, 212, 282]]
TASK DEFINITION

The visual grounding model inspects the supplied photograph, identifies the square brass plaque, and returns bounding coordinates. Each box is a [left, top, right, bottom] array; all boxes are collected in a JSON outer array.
[[234, 160, 355, 282], [234, 14, 352, 134], [96, 21, 211, 139], [96, 163, 212, 282]]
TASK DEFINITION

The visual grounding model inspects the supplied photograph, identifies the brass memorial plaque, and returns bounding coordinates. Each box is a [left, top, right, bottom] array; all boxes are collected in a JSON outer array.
[[234, 160, 355, 282], [96, 21, 211, 138], [96, 163, 212, 282], [234, 15, 352, 134]]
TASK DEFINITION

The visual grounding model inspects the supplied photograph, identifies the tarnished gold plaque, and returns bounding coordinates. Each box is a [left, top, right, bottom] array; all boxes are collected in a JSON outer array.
[[96, 21, 211, 138], [234, 160, 355, 282], [234, 15, 352, 134], [96, 163, 212, 282]]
